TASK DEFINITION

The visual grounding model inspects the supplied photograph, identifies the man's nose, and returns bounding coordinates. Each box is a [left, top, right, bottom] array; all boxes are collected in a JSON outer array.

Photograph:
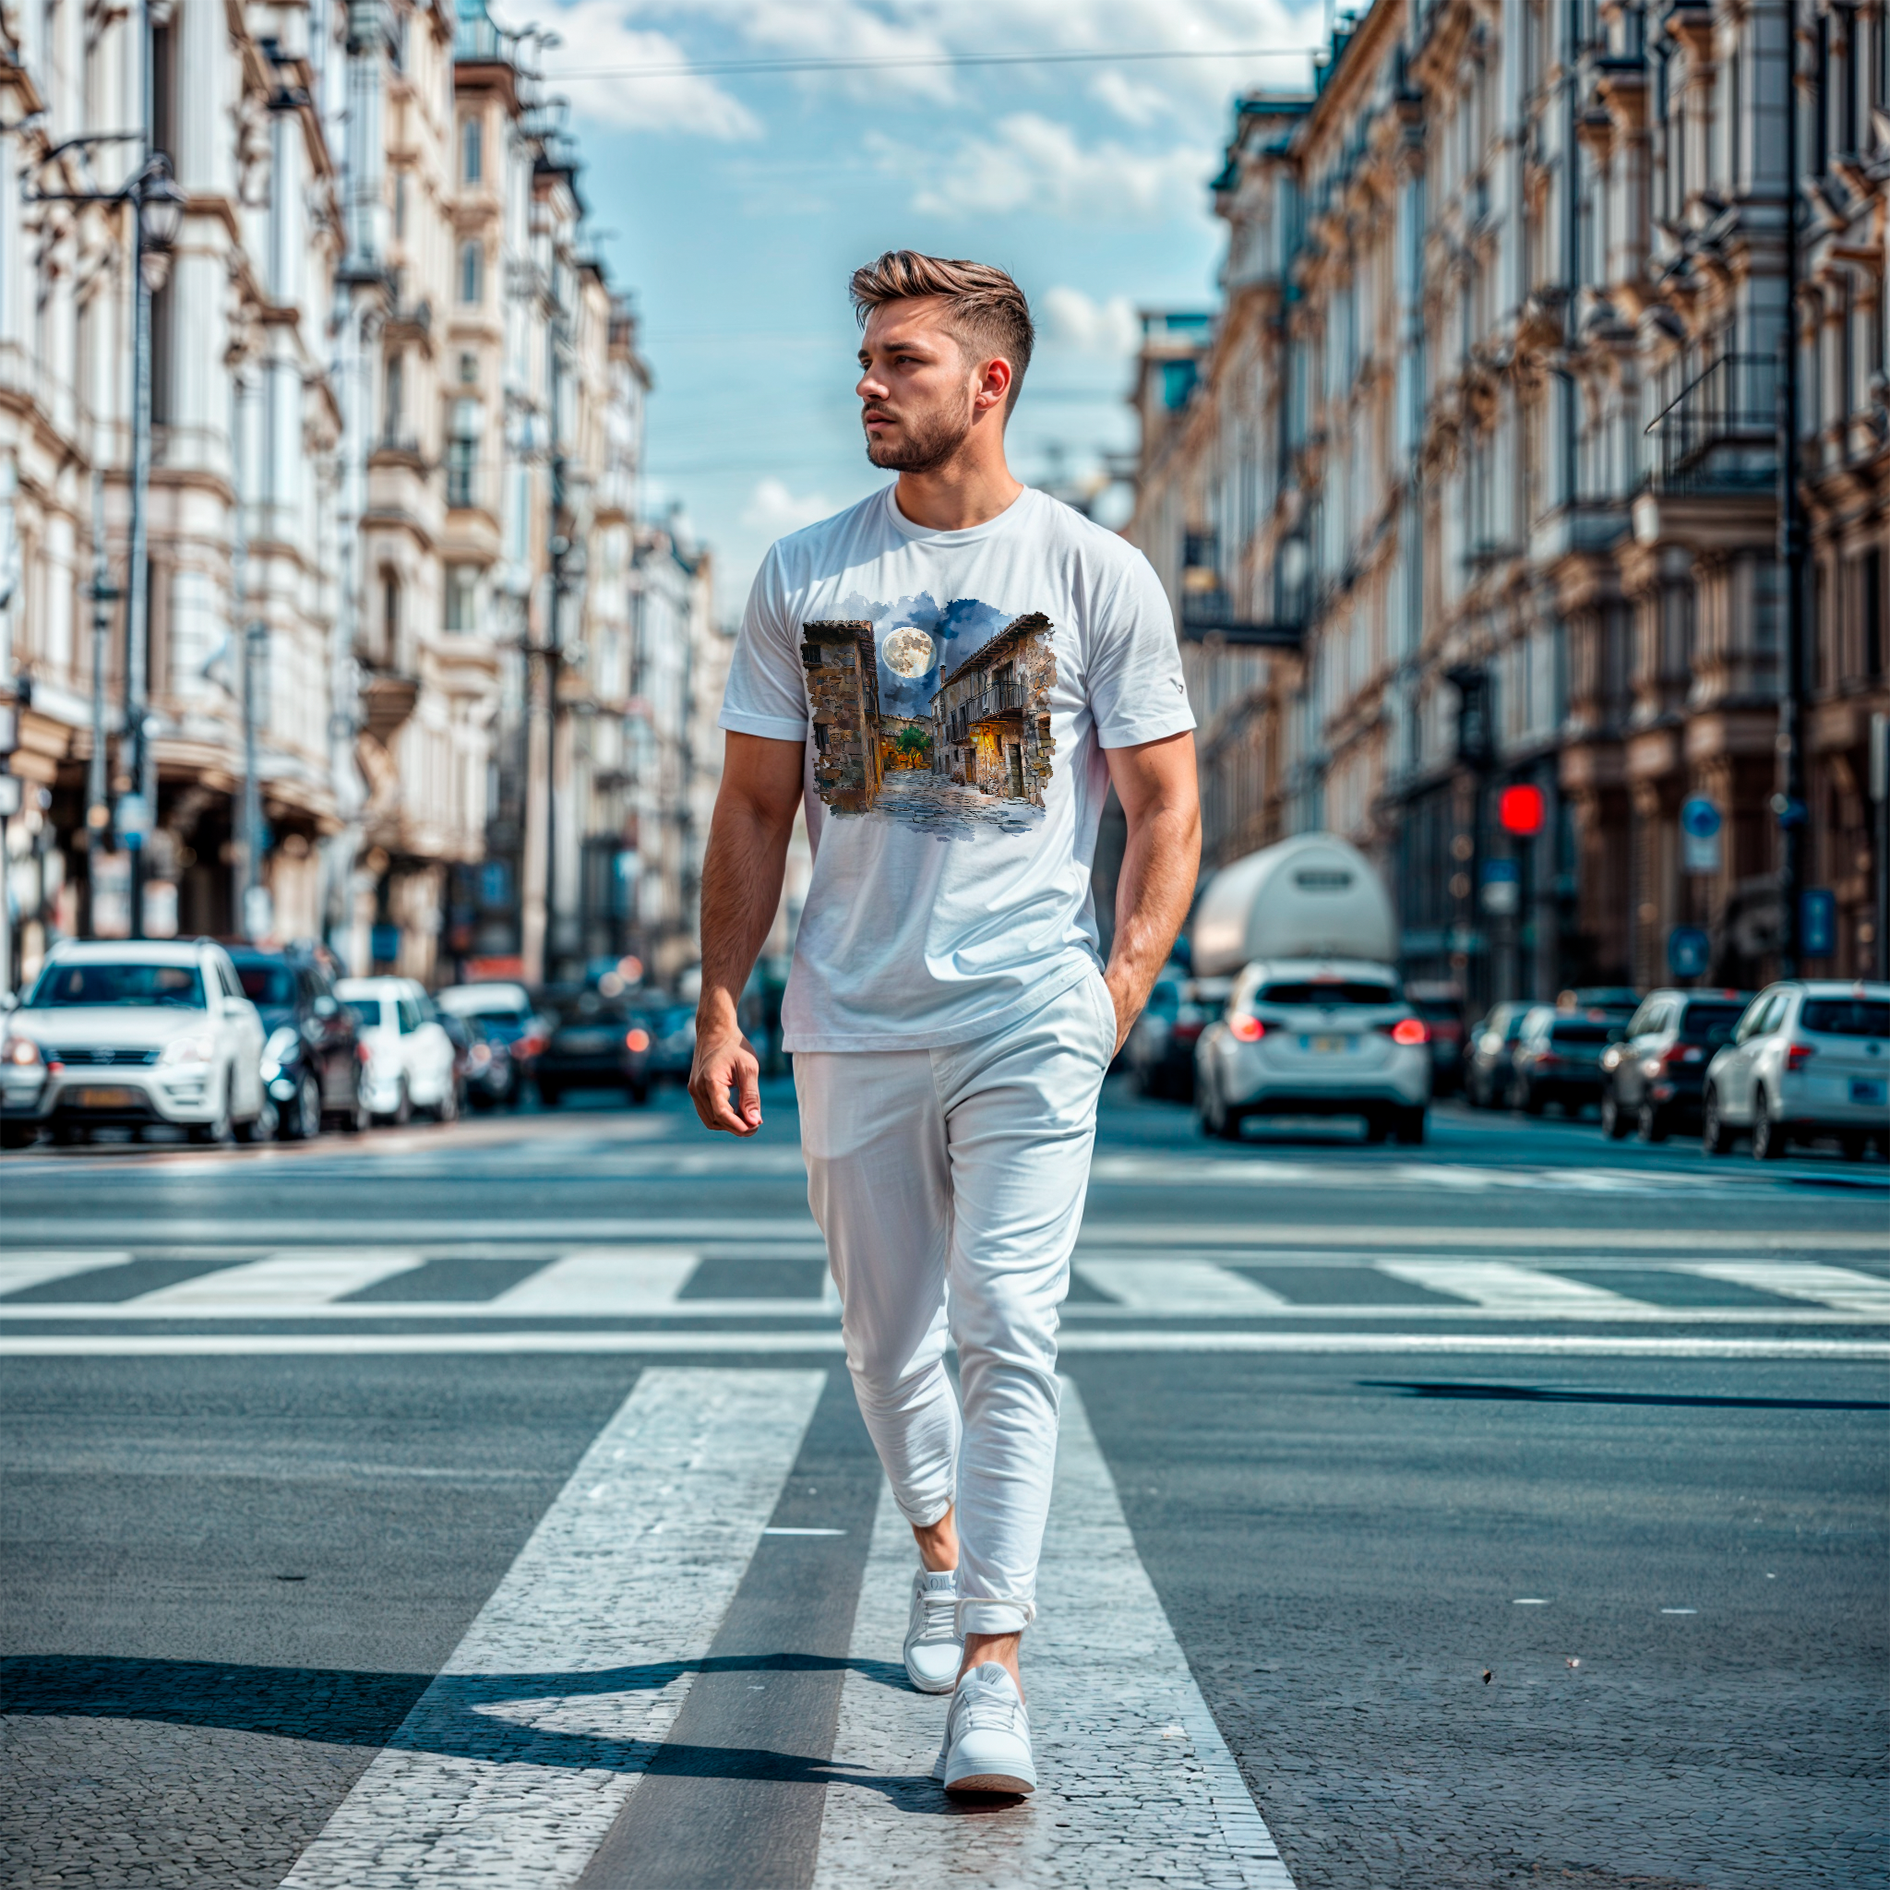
[[856, 366, 888, 401]]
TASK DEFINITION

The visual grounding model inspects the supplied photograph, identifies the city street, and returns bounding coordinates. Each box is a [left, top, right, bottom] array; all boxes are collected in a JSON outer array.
[[3, 1087, 1885, 1889]]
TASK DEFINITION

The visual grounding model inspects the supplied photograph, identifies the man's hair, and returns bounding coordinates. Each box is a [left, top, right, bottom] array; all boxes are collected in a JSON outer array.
[[849, 250, 1034, 415]]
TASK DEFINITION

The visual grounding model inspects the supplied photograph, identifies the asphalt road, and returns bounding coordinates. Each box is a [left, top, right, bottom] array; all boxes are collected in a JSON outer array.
[[3, 1084, 1885, 1889]]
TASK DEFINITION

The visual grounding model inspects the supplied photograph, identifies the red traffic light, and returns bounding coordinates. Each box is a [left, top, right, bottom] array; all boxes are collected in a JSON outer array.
[[1498, 784, 1545, 836]]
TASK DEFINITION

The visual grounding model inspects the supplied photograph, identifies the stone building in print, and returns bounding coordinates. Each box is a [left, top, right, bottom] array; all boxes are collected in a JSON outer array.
[[931, 614, 1057, 807], [802, 621, 883, 813]]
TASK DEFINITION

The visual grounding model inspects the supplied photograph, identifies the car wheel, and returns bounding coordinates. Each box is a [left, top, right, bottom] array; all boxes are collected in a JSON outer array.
[[1636, 1102, 1668, 1144], [375, 1079, 411, 1128], [236, 1093, 278, 1143], [1600, 1089, 1629, 1139], [51, 1118, 84, 1146], [190, 1084, 234, 1146], [1393, 1106, 1426, 1146], [340, 1077, 369, 1133], [1751, 1093, 1788, 1161], [281, 1073, 321, 1141], [2, 1120, 39, 1149], [435, 1078, 460, 1125], [1521, 1081, 1544, 1116], [1361, 1110, 1391, 1145], [1702, 1087, 1735, 1155]]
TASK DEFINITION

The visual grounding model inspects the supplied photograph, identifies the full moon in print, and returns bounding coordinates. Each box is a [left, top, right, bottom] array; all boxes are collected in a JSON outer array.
[[881, 626, 936, 679]]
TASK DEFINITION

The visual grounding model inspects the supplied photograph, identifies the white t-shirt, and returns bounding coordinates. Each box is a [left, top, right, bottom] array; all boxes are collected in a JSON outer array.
[[720, 483, 1194, 1051]]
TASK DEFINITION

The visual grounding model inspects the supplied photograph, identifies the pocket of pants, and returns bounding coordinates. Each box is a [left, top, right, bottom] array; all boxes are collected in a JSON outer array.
[[1086, 968, 1119, 1058]]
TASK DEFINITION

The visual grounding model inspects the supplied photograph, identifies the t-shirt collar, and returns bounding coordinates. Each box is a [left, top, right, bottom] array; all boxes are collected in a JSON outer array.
[[881, 482, 1036, 545]]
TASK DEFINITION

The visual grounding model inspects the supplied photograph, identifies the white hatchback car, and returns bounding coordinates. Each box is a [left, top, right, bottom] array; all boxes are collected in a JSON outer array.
[[1703, 980, 1890, 1160], [1194, 958, 1432, 1144], [337, 976, 459, 1124], [1, 939, 269, 1146]]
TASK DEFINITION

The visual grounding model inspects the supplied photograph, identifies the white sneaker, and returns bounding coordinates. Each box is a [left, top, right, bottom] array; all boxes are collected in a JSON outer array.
[[932, 1661, 1036, 1795], [903, 1566, 962, 1693]]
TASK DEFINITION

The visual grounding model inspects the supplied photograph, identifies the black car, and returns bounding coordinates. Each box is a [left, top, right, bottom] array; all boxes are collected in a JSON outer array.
[[226, 945, 365, 1138], [535, 993, 652, 1107], [461, 1014, 518, 1109], [1510, 1007, 1621, 1115], [1465, 1000, 1534, 1107], [1600, 988, 1752, 1142]]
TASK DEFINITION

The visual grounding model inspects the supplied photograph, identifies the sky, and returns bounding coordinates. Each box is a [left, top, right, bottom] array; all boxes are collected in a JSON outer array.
[[513, 0, 1325, 620]]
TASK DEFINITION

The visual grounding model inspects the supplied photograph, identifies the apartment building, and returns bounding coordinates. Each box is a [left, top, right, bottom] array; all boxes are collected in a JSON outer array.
[[1131, 0, 1888, 1002]]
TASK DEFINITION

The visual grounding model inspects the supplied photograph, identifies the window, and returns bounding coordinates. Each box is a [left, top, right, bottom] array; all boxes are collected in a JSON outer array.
[[25, 962, 205, 1008], [393, 170, 408, 240], [444, 564, 478, 632], [382, 351, 403, 442], [1802, 998, 1890, 1037], [382, 575, 401, 658], [447, 400, 480, 508], [460, 116, 483, 185], [458, 240, 483, 305]]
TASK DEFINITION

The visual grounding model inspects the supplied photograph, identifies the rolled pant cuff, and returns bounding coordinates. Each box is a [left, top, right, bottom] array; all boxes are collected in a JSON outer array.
[[958, 1598, 1035, 1636]]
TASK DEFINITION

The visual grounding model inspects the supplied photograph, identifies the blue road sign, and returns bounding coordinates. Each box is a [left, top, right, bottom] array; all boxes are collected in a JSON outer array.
[[1680, 796, 1721, 840], [1667, 925, 1711, 979], [1801, 889, 1837, 959]]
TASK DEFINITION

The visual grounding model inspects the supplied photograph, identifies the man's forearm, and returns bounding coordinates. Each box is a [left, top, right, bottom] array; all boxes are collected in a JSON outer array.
[[697, 796, 794, 1028], [1105, 793, 1200, 1025]]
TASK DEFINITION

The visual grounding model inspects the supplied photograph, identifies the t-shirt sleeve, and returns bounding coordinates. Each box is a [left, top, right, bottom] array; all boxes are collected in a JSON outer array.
[[720, 547, 810, 743], [1086, 548, 1196, 750]]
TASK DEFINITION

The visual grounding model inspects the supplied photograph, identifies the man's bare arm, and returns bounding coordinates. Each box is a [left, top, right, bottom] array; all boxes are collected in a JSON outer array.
[[688, 732, 805, 1134], [1101, 731, 1202, 1054]]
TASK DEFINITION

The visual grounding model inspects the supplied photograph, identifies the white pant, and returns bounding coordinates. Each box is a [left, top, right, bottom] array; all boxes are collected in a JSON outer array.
[[794, 970, 1116, 1636]]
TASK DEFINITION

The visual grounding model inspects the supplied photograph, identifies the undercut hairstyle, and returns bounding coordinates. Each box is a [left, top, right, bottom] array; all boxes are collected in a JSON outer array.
[[849, 250, 1035, 415]]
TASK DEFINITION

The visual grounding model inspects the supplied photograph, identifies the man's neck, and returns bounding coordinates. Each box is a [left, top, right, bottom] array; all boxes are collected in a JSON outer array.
[[891, 453, 1024, 533]]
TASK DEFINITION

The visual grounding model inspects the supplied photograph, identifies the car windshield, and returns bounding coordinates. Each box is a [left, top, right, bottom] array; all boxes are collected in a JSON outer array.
[[1801, 998, 1890, 1038], [1550, 1022, 1614, 1045], [1678, 1002, 1746, 1044], [1258, 981, 1398, 1007], [27, 961, 205, 1009], [234, 962, 297, 1007], [470, 1013, 528, 1043], [343, 1000, 390, 1032]]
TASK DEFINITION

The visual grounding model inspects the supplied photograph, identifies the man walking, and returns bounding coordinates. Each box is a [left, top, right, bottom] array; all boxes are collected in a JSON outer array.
[[689, 251, 1199, 1794]]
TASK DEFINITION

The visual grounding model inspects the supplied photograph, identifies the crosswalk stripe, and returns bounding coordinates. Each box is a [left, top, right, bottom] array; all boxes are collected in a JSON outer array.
[[0, 1253, 133, 1296], [130, 1252, 427, 1306], [488, 1249, 701, 1312], [279, 1367, 825, 1889], [815, 1379, 1295, 1888], [1374, 1259, 1652, 1311], [1077, 1259, 1290, 1311], [1671, 1262, 1890, 1316]]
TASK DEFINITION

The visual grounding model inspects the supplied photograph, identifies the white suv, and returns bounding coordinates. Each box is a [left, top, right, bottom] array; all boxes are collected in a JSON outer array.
[[1194, 958, 1433, 1145], [1, 939, 269, 1146], [1702, 981, 1890, 1161], [337, 976, 459, 1124]]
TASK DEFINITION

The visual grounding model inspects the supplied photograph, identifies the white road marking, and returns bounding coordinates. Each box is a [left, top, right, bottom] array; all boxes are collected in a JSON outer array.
[[0, 1252, 132, 1295], [5, 1330, 1879, 1360], [1374, 1259, 1651, 1311], [488, 1249, 700, 1312], [815, 1379, 1295, 1889], [129, 1251, 427, 1306], [1077, 1259, 1290, 1311], [1669, 1262, 1890, 1316], [279, 1367, 824, 1889]]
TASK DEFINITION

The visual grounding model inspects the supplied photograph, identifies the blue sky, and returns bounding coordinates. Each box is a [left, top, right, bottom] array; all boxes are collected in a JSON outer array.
[[517, 1, 1323, 616]]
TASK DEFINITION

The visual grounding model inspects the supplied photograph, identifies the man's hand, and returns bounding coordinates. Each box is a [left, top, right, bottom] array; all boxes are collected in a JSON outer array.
[[689, 1003, 763, 1135], [1101, 967, 1135, 1057]]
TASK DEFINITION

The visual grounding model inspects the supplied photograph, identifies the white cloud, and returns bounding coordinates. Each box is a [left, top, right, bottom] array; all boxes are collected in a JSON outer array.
[[741, 477, 838, 536], [1088, 69, 1175, 128], [1040, 286, 1141, 357], [883, 113, 1212, 223], [535, 6, 759, 136]]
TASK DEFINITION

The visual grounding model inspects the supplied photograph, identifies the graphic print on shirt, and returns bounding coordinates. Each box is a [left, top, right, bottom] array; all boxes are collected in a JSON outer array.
[[802, 594, 1057, 838]]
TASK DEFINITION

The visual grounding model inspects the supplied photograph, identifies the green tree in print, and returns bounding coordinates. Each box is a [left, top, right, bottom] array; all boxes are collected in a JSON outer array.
[[895, 726, 931, 760]]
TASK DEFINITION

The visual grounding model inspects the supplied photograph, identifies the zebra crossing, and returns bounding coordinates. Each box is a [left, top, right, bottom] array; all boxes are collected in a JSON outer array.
[[1, 1242, 1885, 1325], [275, 1366, 1294, 1890]]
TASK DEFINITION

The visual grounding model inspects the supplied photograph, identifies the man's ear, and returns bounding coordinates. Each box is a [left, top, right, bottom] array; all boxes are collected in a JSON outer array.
[[973, 356, 1013, 415]]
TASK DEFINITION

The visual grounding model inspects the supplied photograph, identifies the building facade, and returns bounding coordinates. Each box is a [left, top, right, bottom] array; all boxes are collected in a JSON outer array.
[[0, 0, 710, 994], [1130, 0, 1889, 1004]]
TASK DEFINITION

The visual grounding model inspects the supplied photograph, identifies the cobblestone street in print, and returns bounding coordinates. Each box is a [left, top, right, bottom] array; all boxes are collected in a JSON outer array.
[[873, 771, 1043, 838]]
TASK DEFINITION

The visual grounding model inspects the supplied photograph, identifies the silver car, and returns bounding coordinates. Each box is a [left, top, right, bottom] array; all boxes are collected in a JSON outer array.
[[1, 939, 270, 1146], [1194, 958, 1432, 1144], [1702, 981, 1890, 1160]]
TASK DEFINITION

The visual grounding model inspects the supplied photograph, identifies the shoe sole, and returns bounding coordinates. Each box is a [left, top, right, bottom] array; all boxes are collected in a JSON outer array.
[[944, 1770, 1035, 1796]]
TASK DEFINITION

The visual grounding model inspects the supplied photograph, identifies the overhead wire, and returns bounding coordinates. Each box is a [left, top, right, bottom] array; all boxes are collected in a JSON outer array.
[[546, 44, 1324, 84]]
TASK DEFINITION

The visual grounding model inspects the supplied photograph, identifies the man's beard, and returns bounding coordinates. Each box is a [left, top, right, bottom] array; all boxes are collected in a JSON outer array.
[[863, 402, 973, 473]]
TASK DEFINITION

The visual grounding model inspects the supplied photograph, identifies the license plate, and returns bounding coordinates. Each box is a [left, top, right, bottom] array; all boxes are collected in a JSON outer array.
[[1304, 1035, 1349, 1054], [1851, 1079, 1887, 1107], [73, 1086, 138, 1108]]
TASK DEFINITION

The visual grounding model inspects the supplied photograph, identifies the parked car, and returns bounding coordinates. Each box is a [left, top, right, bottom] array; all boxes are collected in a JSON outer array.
[[435, 982, 541, 1106], [226, 943, 366, 1138], [1702, 981, 1890, 1160], [1464, 1001, 1535, 1107], [1509, 1005, 1621, 1115], [1405, 981, 1466, 1096], [1194, 960, 1431, 1144], [535, 991, 653, 1106], [646, 1002, 698, 1087], [1558, 986, 1640, 1022], [460, 1016, 520, 1109], [1599, 988, 1752, 1142], [1124, 965, 1229, 1101], [1, 938, 269, 1146], [336, 976, 459, 1124]]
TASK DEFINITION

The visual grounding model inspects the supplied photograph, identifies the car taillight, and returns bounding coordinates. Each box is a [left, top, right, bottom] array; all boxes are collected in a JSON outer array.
[[1229, 1014, 1266, 1042], [356, 1041, 372, 1063], [625, 1028, 651, 1053], [1536, 1052, 1564, 1068], [1385, 1018, 1428, 1046], [1785, 1041, 1815, 1072], [1172, 1019, 1204, 1041], [1663, 1044, 1705, 1067]]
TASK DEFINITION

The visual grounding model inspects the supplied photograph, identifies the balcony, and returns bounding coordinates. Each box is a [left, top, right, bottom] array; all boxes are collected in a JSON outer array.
[[945, 682, 1025, 744], [1646, 352, 1778, 495], [1179, 588, 1304, 649]]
